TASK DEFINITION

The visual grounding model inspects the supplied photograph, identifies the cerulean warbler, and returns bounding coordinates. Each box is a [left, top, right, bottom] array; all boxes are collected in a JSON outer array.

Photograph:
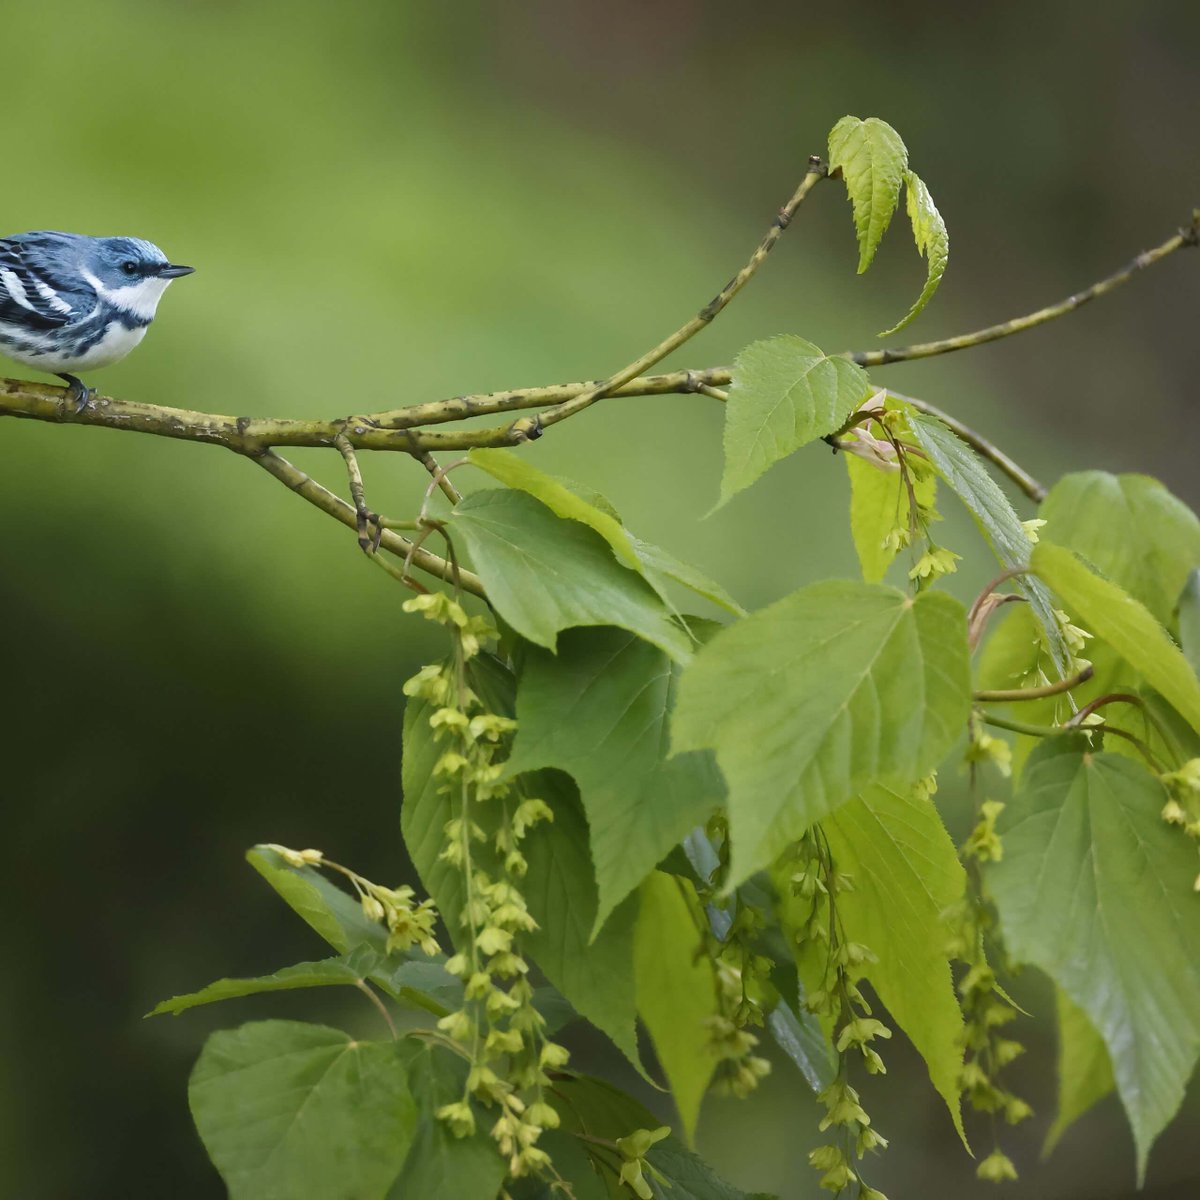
[[0, 232, 193, 410]]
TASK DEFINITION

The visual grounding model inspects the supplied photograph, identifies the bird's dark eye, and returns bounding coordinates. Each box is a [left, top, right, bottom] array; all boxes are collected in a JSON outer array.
[[121, 261, 138, 276]]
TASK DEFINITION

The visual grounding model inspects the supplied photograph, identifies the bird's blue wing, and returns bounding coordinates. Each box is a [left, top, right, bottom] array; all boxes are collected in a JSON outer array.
[[0, 234, 92, 328]]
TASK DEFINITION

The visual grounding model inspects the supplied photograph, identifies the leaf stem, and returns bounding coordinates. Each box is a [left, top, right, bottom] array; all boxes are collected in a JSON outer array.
[[973, 664, 1093, 702], [353, 979, 398, 1040]]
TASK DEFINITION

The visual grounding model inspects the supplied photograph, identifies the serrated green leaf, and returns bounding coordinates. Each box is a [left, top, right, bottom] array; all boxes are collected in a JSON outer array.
[[247, 846, 387, 956], [988, 737, 1200, 1179], [672, 581, 971, 886], [719, 336, 871, 505], [1032, 541, 1200, 735], [149, 957, 367, 1018], [908, 409, 1069, 673], [1044, 987, 1115, 1156], [822, 784, 967, 1145], [1039, 472, 1200, 628], [634, 871, 721, 1143], [401, 653, 641, 1069], [878, 169, 949, 336], [189, 1020, 416, 1200], [450, 489, 691, 662], [827, 115, 909, 273], [389, 1040, 506, 1200], [845, 451, 936, 583], [506, 626, 725, 936], [467, 449, 744, 617], [1180, 569, 1200, 679]]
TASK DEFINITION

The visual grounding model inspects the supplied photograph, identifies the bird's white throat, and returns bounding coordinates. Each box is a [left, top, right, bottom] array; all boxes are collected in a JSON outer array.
[[80, 268, 173, 321]]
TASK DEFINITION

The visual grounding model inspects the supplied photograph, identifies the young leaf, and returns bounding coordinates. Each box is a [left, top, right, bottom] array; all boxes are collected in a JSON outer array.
[[450, 488, 692, 662], [988, 737, 1200, 1179], [401, 654, 641, 1069], [877, 169, 949, 336], [1031, 541, 1200, 734], [506, 626, 725, 936], [908, 409, 1070, 673], [1039, 471, 1200, 628], [389, 1040, 507, 1200], [720, 335, 872, 505], [468, 448, 744, 616], [189, 1020, 416, 1200], [827, 115, 909, 273], [845, 451, 936, 583], [633, 871, 722, 1143], [1044, 988, 1115, 1156], [672, 581, 971, 886], [247, 846, 387, 955], [822, 784, 967, 1144], [148, 957, 369, 1018]]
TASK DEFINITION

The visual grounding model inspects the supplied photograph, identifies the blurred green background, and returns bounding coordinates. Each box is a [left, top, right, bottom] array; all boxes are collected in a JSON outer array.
[[2, 2, 1197, 1196]]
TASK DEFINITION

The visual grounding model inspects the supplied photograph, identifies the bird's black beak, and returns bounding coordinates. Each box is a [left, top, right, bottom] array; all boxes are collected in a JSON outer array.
[[158, 264, 195, 278]]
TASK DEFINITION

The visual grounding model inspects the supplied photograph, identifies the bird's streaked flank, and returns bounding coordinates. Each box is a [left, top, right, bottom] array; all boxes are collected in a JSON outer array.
[[0, 232, 193, 410]]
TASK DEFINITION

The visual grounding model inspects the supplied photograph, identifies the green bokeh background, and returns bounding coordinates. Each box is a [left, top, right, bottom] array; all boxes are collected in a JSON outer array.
[[1, 2, 1197, 1197]]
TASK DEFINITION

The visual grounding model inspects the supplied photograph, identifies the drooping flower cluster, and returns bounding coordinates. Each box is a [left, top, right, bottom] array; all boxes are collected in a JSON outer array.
[[696, 815, 773, 1100], [263, 844, 440, 956], [401, 591, 568, 1182], [945, 792, 1032, 1183], [785, 830, 890, 1198], [1159, 759, 1200, 890]]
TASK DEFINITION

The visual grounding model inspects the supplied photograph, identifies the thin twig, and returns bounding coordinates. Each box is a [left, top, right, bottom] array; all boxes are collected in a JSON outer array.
[[845, 213, 1199, 368], [411, 449, 463, 504], [250, 450, 485, 597], [891, 391, 1047, 503], [502, 160, 829, 442], [974, 663, 1093, 702], [354, 979, 398, 1040]]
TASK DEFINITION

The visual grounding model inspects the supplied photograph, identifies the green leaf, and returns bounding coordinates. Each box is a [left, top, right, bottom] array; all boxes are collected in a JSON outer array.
[[628, 535, 746, 617], [766, 999, 837, 1093], [389, 1040, 506, 1200], [633, 871, 721, 1143], [149, 957, 368, 1018], [827, 115, 909, 273], [189, 1020, 416, 1200], [1044, 987, 1115, 1156], [908, 409, 1069, 673], [1181, 568, 1200, 679], [988, 737, 1200, 1178], [506, 626, 725, 935], [468, 449, 745, 617], [1039, 472, 1200, 627], [401, 654, 641, 1068], [822, 784, 967, 1144], [247, 846, 387, 955], [450, 488, 691, 662], [719, 335, 872, 505], [1032, 541, 1200, 735], [845, 452, 936, 583], [878, 169, 949, 336], [549, 1075, 777, 1200], [672, 581, 971, 885]]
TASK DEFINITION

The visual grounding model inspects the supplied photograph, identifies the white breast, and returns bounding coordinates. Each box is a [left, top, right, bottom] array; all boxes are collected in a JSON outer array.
[[66, 321, 150, 371]]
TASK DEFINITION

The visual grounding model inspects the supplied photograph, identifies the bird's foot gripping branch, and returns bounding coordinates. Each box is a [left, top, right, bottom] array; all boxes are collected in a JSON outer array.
[[8, 116, 1200, 1198]]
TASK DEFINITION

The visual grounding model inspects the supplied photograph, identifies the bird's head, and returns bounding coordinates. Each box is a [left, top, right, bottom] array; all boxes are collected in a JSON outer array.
[[83, 237, 195, 321]]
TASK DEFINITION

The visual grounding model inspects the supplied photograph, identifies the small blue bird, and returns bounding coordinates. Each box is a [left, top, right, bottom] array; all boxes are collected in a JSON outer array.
[[0, 232, 194, 410]]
